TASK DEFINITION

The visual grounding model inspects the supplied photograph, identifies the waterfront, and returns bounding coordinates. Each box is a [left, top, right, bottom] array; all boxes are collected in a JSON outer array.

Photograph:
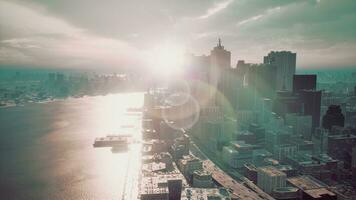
[[0, 93, 143, 200]]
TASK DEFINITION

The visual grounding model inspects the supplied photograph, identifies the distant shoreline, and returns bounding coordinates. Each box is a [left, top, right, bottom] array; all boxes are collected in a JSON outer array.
[[0, 90, 145, 109]]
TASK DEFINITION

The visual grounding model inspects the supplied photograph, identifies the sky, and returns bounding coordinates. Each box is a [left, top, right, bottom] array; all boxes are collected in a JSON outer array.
[[0, 0, 356, 71]]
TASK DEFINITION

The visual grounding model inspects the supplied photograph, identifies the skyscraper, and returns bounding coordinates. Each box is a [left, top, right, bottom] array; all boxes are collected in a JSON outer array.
[[264, 51, 296, 91], [210, 38, 231, 70], [208, 38, 231, 105], [322, 105, 345, 130], [293, 74, 317, 93], [299, 90, 321, 131]]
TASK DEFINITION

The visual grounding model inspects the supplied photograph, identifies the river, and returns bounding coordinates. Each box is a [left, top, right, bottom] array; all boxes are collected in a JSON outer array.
[[0, 93, 143, 200]]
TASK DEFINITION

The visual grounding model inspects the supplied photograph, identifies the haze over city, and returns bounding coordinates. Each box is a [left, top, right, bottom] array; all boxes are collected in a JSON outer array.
[[1, 1, 356, 200], [1, 0, 356, 70]]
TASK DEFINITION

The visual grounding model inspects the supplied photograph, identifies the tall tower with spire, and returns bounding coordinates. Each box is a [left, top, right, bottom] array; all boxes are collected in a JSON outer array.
[[210, 38, 231, 70], [208, 38, 232, 105]]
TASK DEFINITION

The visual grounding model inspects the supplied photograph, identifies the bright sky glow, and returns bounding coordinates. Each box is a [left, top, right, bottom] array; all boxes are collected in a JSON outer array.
[[1, 0, 356, 69], [145, 42, 186, 77]]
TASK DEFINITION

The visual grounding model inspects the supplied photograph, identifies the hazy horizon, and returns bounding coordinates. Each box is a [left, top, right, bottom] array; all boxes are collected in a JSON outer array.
[[1, 0, 356, 71]]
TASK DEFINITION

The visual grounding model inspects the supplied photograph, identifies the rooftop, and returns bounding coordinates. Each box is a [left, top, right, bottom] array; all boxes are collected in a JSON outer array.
[[273, 187, 299, 193], [258, 166, 286, 177], [193, 170, 212, 177], [305, 188, 336, 198], [287, 175, 327, 190], [203, 160, 271, 200], [142, 162, 166, 173], [181, 188, 231, 200], [179, 154, 201, 165]]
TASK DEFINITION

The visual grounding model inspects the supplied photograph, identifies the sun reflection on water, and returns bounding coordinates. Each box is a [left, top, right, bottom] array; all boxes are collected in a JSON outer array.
[[80, 92, 143, 199], [0, 92, 144, 199]]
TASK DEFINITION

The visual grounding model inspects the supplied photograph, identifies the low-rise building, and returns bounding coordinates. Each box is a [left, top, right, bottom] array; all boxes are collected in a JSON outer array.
[[181, 188, 231, 200], [257, 166, 287, 194], [192, 170, 213, 188], [140, 174, 184, 200], [177, 155, 203, 180], [287, 175, 336, 200], [222, 141, 253, 168], [272, 187, 300, 200]]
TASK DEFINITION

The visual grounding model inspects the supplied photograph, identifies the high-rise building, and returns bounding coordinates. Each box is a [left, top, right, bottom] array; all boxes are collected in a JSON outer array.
[[246, 63, 277, 98], [264, 51, 296, 91], [322, 105, 345, 131], [285, 113, 313, 139], [299, 90, 321, 131], [210, 38, 231, 70], [261, 98, 273, 124], [328, 131, 356, 169], [293, 74, 317, 93], [235, 60, 251, 78], [209, 38, 231, 105], [167, 179, 182, 200], [257, 166, 287, 193], [352, 147, 356, 187], [273, 91, 302, 117], [312, 127, 329, 155]]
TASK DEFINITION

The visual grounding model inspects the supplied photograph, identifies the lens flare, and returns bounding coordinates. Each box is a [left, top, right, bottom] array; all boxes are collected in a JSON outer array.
[[162, 93, 200, 130], [145, 42, 186, 78]]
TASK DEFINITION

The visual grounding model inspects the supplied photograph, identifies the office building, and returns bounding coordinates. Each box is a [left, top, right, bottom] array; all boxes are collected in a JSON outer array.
[[299, 90, 322, 131], [167, 179, 182, 200], [181, 188, 231, 200], [140, 176, 183, 200], [209, 38, 231, 105], [273, 91, 302, 117], [222, 141, 253, 168], [257, 166, 287, 194], [327, 132, 356, 169], [322, 105, 345, 131], [192, 170, 213, 188], [287, 176, 336, 200], [260, 98, 273, 124], [285, 113, 313, 139], [312, 127, 329, 155], [273, 144, 298, 161], [293, 74, 317, 93], [264, 51, 296, 91], [245, 63, 277, 98], [352, 146, 356, 187], [272, 187, 300, 200], [236, 110, 258, 130], [177, 155, 203, 179]]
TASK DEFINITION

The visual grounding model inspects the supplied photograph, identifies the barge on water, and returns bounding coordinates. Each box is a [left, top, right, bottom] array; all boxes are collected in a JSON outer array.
[[93, 135, 131, 148]]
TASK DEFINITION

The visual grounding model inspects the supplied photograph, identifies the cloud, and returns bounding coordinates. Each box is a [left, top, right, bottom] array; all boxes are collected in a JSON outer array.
[[0, 1, 142, 70], [197, 0, 234, 19], [0, 0, 355, 69], [237, 6, 280, 26]]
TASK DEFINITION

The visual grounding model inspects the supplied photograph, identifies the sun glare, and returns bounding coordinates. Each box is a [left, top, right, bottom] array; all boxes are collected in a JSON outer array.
[[145, 42, 186, 77]]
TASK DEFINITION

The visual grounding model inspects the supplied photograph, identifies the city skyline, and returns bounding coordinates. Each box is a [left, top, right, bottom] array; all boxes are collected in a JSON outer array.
[[1, 0, 356, 70], [2, 1, 356, 200]]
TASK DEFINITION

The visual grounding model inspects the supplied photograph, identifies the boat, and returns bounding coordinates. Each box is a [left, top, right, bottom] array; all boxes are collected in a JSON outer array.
[[126, 107, 143, 112], [93, 135, 131, 148]]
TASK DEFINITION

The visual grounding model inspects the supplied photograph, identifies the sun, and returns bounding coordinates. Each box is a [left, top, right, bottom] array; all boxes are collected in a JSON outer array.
[[145, 42, 186, 78]]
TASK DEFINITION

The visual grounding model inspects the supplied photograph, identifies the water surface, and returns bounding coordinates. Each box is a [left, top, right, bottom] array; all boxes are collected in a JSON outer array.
[[0, 93, 143, 200]]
